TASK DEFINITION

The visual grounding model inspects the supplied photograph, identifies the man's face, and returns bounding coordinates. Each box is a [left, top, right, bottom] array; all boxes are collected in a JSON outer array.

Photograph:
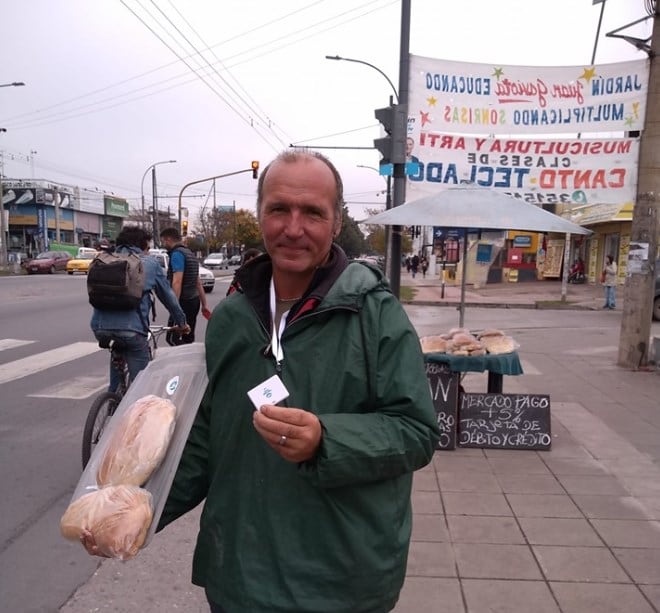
[[160, 235, 174, 249], [259, 157, 340, 278], [406, 138, 414, 156]]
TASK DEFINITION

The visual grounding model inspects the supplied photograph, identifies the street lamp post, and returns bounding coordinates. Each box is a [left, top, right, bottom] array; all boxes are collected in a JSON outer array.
[[326, 44, 409, 296], [0, 128, 8, 269], [140, 160, 176, 237], [0, 82, 25, 88]]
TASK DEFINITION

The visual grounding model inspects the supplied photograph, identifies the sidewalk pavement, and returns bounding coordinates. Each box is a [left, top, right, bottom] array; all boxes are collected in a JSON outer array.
[[60, 275, 660, 613]]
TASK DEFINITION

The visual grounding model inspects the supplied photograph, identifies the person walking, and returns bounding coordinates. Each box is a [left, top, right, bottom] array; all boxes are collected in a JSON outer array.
[[421, 255, 429, 278], [411, 253, 420, 278], [159, 227, 211, 343], [602, 254, 618, 309], [90, 226, 189, 392], [152, 151, 440, 612]]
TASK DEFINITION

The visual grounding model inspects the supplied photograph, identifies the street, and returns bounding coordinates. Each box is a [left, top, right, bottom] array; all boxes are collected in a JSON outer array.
[[0, 272, 658, 612], [0, 271, 232, 613]]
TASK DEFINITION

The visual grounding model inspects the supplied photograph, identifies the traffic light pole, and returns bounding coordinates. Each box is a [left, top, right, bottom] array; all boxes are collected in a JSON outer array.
[[177, 165, 258, 236], [389, 0, 411, 299]]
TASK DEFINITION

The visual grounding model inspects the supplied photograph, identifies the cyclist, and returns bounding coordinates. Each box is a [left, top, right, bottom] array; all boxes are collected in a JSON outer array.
[[90, 226, 190, 392]]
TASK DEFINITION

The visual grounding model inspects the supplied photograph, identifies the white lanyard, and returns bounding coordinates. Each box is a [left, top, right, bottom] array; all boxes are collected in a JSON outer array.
[[269, 277, 289, 365]]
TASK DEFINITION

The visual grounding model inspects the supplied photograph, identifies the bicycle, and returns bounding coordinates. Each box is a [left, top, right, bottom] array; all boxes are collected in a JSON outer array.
[[81, 325, 175, 468]]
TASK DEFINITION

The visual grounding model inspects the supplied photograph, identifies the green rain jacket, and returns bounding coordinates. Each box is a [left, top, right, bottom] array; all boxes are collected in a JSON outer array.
[[159, 246, 440, 613]]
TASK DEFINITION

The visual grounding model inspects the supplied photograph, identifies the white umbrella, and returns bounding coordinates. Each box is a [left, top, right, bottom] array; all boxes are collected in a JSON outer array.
[[362, 185, 592, 325], [362, 185, 591, 235]]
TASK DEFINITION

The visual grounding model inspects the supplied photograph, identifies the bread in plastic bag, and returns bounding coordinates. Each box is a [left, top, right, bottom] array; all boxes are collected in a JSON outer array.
[[97, 394, 176, 487], [60, 485, 153, 560]]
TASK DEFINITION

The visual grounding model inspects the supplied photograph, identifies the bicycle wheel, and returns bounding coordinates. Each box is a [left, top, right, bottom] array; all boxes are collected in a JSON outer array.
[[82, 391, 121, 469]]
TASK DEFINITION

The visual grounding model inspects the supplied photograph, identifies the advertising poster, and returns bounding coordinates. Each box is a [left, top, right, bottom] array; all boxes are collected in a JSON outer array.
[[408, 56, 649, 136]]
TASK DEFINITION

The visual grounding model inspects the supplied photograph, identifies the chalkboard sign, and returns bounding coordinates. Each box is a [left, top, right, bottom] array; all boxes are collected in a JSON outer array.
[[458, 393, 551, 450], [425, 362, 460, 450]]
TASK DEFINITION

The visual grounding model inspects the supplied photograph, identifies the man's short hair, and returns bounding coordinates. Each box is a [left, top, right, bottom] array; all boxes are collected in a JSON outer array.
[[256, 150, 344, 221], [160, 227, 181, 241], [116, 225, 152, 250]]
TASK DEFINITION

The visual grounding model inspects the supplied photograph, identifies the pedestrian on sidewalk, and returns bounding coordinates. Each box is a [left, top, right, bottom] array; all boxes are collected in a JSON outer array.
[[411, 253, 419, 278], [154, 151, 439, 613], [421, 255, 428, 278], [602, 254, 617, 309]]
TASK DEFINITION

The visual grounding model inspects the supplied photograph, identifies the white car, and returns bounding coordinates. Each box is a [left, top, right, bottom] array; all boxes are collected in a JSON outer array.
[[198, 265, 215, 293], [203, 252, 228, 269]]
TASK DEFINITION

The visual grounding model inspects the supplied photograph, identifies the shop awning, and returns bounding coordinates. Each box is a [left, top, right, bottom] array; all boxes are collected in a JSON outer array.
[[572, 202, 634, 226]]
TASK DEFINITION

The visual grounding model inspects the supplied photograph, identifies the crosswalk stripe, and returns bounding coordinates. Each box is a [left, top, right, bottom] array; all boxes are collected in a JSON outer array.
[[28, 375, 107, 399], [0, 342, 102, 385], [519, 359, 541, 375], [0, 339, 36, 352]]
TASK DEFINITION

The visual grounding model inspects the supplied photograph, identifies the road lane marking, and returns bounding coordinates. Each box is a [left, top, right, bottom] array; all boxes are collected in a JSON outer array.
[[519, 359, 541, 375], [0, 342, 102, 385], [0, 339, 36, 352], [28, 375, 107, 399]]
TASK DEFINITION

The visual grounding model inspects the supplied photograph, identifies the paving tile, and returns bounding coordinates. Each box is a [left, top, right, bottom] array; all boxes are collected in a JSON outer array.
[[442, 492, 512, 516], [412, 470, 439, 492], [506, 494, 583, 518], [433, 454, 492, 473], [487, 455, 552, 475], [551, 582, 655, 613], [497, 473, 564, 495], [556, 475, 628, 496], [640, 585, 660, 610], [438, 470, 502, 493], [462, 579, 560, 613], [483, 449, 541, 460], [411, 513, 449, 542], [411, 490, 443, 514], [405, 541, 457, 577], [447, 515, 525, 544], [392, 577, 464, 613], [613, 548, 660, 583], [637, 497, 660, 520], [542, 456, 609, 476], [572, 495, 652, 520], [533, 546, 630, 582], [619, 476, 660, 498], [454, 543, 542, 579], [591, 519, 660, 548], [518, 517, 602, 546]]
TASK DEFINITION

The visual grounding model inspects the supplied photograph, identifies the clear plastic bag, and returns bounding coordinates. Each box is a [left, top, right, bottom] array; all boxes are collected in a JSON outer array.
[[65, 343, 208, 556]]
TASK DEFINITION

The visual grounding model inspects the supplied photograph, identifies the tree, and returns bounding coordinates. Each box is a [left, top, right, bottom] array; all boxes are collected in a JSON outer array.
[[335, 206, 368, 258], [197, 207, 261, 254]]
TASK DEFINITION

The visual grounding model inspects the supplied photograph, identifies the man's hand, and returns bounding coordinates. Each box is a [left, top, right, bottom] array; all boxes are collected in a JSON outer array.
[[253, 404, 322, 462], [175, 323, 191, 336]]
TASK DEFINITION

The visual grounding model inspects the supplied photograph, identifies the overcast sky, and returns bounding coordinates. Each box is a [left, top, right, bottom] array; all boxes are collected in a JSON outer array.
[[0, 0, 651, 225]]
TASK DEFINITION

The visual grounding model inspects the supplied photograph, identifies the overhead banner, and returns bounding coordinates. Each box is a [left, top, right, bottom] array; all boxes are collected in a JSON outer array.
[[409, 55, 649, 135], [406, 135, 638, 206]]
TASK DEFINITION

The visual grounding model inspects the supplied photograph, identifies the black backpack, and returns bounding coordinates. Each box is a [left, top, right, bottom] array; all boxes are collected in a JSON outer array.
[[87, 250, 146, 310]]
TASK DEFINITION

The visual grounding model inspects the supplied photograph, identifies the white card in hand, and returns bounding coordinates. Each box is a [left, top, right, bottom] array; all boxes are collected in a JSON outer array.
[[247, 374, 290, 411]]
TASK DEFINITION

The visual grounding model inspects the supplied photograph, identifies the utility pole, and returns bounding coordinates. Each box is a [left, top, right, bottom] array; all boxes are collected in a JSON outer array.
[[618, 7, 659, 368]]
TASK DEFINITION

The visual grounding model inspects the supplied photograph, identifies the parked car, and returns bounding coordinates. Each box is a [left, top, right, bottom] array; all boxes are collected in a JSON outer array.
[[24, 250, 71, 274], [66, 250, 98, 274], [653, 259, 660, 321], [203, 252, 228, 270], [229, 254, 242, 266], [198, 265, 215, 293]]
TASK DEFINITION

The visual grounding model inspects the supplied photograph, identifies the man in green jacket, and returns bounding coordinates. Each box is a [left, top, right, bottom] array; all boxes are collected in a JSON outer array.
[[159, 150, 440, 612]]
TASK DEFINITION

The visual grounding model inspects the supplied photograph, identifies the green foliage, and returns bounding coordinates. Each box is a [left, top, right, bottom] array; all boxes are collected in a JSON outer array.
[[335, 206, 368, 258], [197, 207, 261, 253]]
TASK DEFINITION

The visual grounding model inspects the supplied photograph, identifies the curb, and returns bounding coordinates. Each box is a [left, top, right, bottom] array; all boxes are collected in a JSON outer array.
[[404, 300, 600, 311]]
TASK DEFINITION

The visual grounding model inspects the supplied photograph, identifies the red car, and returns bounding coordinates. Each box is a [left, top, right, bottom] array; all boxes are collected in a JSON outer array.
[[24, 250, 72, 274]]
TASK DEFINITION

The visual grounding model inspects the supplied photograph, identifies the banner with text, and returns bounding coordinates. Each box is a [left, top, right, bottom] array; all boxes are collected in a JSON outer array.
[[409, 55, 648, 135], [406, 135, 638, 206]]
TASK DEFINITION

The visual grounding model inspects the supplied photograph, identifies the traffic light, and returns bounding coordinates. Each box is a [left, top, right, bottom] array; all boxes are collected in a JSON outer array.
[[374, 103, 406, 164], [182, 220, 188, 236], [251, 160, 259, 179]]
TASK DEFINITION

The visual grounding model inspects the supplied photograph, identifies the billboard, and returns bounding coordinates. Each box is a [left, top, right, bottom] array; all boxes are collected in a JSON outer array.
[[409, 55, 649, 135]]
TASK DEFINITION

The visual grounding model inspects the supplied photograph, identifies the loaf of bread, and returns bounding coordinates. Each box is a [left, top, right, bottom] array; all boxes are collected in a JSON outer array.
[[420, 335, 450, 354], [482, 335, 518, 355], [97, 394, 176, 487], [60, 485, 153, 560]]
